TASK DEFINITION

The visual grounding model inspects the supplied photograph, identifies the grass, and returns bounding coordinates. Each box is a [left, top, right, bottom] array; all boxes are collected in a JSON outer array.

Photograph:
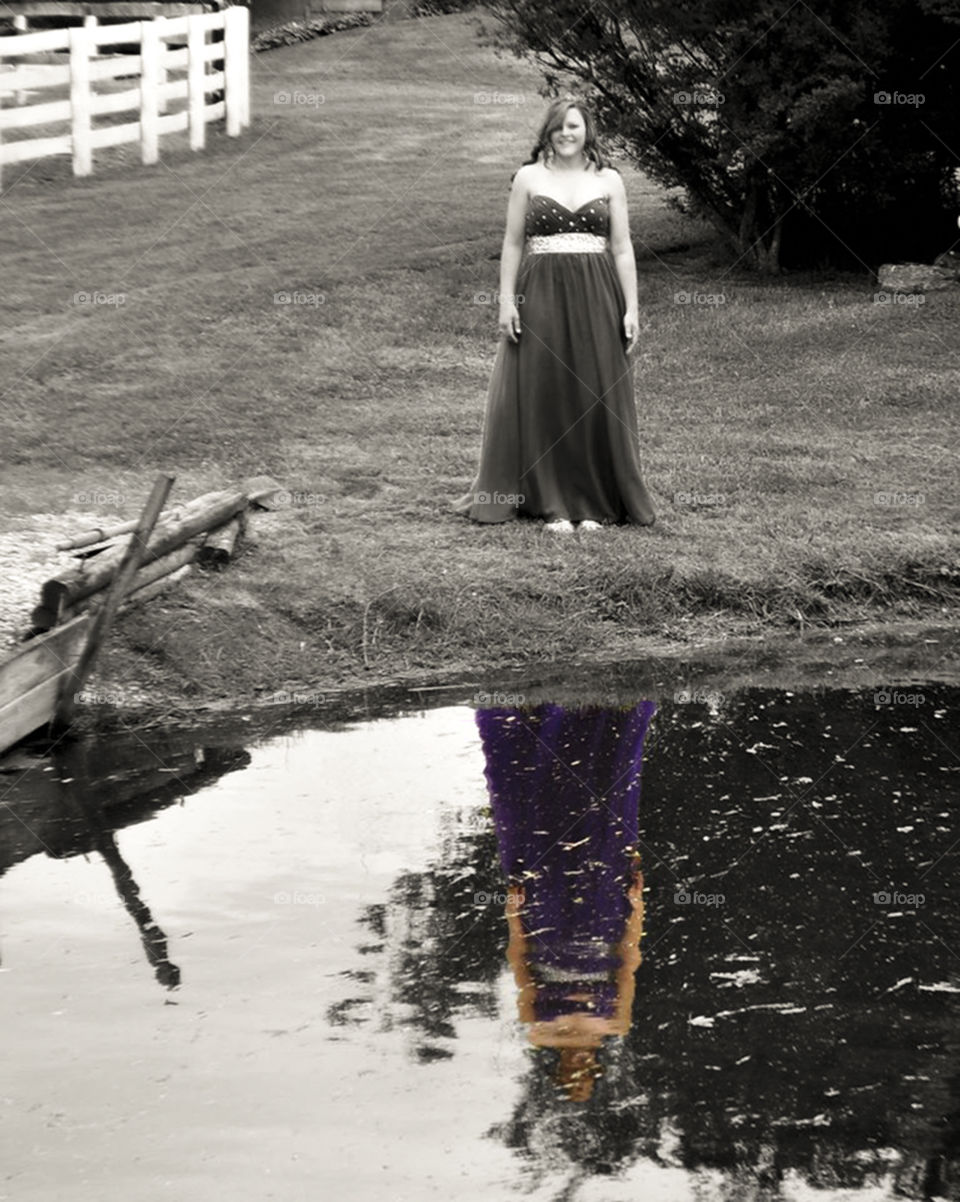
[[0, 12, 958, 713]]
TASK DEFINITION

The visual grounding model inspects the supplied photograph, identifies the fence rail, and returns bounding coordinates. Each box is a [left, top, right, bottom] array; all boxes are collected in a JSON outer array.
[[0, 6, 249, 188]]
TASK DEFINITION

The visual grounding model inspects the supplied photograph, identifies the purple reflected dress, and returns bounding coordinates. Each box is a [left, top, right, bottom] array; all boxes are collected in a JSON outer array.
[[475, 702, 657, 1020], [454, 193, 656, 526]]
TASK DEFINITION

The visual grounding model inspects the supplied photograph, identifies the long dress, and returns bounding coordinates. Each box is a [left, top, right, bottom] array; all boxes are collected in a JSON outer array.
[[474, 702, 658, 1021], [453, 192, 656, 526]]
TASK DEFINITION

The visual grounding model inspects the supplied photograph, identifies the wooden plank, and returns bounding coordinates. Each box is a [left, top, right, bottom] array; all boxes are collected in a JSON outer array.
[[196, 515, 241, 568], [88, 56, 143, 82], [187, 12, 203, 149], [31, 541, 200, 635], [89, 117, 140, 147], [39, 488, 246, 622], [114, 538, 200, 590], [0, 614, 90, 755], [122, 561, 192, 608], [1, 131, 71, 162], [90, 85, 140, 116], [5, 4, 210, 18], [0, 613, 90, 709], [0, 63, 71, 87], [222, 3, 245, 136], [0, 97, 71, 129], [0, 667, 76, 755], [69, 22, 92, 176], [156, 105, 188, 134], [140, 16, 160, 164], [0, 26, 70, 55], [52, 472, 174, 733]]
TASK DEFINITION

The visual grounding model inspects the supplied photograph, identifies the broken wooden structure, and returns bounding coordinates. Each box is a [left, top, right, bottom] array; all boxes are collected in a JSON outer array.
[[0, 473, 284, 756]]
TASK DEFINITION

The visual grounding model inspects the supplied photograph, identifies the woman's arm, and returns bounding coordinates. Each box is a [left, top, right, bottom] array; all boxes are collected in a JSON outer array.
[[606, 169, 640, 353], [611, 869, 645, 1031], [498, 167, 530, 343], [505, 887, 537, 1023]]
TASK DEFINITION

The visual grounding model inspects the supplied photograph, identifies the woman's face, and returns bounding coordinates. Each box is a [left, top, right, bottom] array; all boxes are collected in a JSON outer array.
[[549, 107, 587, 162]]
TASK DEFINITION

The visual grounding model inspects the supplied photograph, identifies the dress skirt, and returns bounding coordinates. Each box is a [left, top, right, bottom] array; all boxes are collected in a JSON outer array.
[[454, 249, 656, 526], [474, 702, 658, 1020]]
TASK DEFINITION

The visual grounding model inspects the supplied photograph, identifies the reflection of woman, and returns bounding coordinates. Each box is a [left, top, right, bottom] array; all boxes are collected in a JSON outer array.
[[475, 702, 657, 1101]]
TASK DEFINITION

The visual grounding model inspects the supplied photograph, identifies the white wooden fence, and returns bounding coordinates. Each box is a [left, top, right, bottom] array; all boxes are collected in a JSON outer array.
[[0, 6, 250, 190]]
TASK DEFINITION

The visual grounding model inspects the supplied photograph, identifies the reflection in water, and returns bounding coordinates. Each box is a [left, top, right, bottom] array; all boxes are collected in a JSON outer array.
[[476, 703, 656, 1105], [55, 747, 182, 990], [1, 732, 252, 992], [328, 689, 960, 1196], [5, 687, 960, 1199]]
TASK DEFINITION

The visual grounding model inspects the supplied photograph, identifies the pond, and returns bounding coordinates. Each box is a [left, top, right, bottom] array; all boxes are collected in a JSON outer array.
[[1, 676, 958, 1201]]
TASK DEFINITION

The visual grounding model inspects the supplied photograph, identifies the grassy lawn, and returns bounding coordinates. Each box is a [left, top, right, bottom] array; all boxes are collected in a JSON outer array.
[[1, 12, 958, 709]]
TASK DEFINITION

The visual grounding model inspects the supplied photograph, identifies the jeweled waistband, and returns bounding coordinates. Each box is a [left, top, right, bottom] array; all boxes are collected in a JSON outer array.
[[527, 232, 608, 254]]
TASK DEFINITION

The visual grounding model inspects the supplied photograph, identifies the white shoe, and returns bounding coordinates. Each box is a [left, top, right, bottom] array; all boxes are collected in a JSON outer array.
[[544, 519, 575, 534], [578, 520, 602, 531]]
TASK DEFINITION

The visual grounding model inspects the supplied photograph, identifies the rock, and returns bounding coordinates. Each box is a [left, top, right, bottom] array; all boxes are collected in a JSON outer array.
[[876, 262, 960, 293]]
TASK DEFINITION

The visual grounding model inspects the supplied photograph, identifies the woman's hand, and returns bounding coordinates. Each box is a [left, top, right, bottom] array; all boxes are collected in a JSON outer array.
[[505, 884, 525, 917], [628, 868, 644, 908], [623, 309, 639, 354], [499, 301, 522, 344]]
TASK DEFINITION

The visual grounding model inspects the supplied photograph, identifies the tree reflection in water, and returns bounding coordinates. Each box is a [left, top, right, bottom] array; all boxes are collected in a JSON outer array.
[[330, 688, 960, 1196]]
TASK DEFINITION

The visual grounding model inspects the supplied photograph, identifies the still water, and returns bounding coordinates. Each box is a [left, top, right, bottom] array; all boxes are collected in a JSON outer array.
[[1, 683, 958, 1201]]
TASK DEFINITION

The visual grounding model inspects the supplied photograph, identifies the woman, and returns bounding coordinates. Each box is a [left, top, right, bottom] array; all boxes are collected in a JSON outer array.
[[454, 96, 656, 533], [474, 700, 658, 1101]]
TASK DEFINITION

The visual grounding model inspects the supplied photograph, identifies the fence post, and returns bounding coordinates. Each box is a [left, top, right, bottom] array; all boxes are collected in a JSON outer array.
[[69, 23, 92, 177], [140, 18, 160, 164], [187, 14, 205, 150], [223, 5, 249, 136], [13, 14, 28, 105], [239, 6, 249, 128], [156, 14, 168, 115]]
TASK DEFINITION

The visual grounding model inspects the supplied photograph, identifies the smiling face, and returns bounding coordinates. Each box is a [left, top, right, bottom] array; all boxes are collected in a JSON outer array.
[[549, 106, 587, 162]]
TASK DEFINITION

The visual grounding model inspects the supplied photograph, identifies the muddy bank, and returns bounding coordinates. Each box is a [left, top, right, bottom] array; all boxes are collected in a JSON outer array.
[[59, 614, 960, 740]]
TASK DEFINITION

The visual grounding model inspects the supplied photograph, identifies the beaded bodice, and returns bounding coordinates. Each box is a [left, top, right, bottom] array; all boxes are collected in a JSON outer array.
[[525, 193, 611, 238]]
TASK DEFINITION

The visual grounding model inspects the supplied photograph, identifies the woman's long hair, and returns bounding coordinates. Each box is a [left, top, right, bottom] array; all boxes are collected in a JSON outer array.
[[512, 95, 616, 181]]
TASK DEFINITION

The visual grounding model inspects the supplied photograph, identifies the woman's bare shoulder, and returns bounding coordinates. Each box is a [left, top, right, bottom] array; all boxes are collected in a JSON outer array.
[[597, 164, 624, 186], [513, 162, 540, 185]]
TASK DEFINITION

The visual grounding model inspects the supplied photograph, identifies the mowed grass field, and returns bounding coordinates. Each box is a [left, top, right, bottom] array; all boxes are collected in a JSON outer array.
[[1, 12, 958, 706]]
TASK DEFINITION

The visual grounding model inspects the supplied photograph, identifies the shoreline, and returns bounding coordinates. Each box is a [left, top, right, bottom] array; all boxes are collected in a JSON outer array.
[[57, 611, 959, 741]]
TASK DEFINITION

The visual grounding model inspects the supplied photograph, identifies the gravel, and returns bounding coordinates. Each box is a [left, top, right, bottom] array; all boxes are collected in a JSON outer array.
[[0, 510, 125, 652]]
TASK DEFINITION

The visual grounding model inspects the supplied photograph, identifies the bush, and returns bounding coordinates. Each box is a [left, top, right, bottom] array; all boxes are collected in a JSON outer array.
[[478, 0, 960, 272]]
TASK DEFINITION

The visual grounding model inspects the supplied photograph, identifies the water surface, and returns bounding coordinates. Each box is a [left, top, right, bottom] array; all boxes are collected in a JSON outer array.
[[1, 683, 958, 1200]]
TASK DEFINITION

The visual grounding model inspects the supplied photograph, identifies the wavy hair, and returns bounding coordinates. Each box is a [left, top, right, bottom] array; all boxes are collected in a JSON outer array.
[[512, 95, 616, 180]]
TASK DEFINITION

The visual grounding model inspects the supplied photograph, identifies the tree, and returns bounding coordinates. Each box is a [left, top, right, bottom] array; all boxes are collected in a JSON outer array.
[[477, 0, 960, 273]]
